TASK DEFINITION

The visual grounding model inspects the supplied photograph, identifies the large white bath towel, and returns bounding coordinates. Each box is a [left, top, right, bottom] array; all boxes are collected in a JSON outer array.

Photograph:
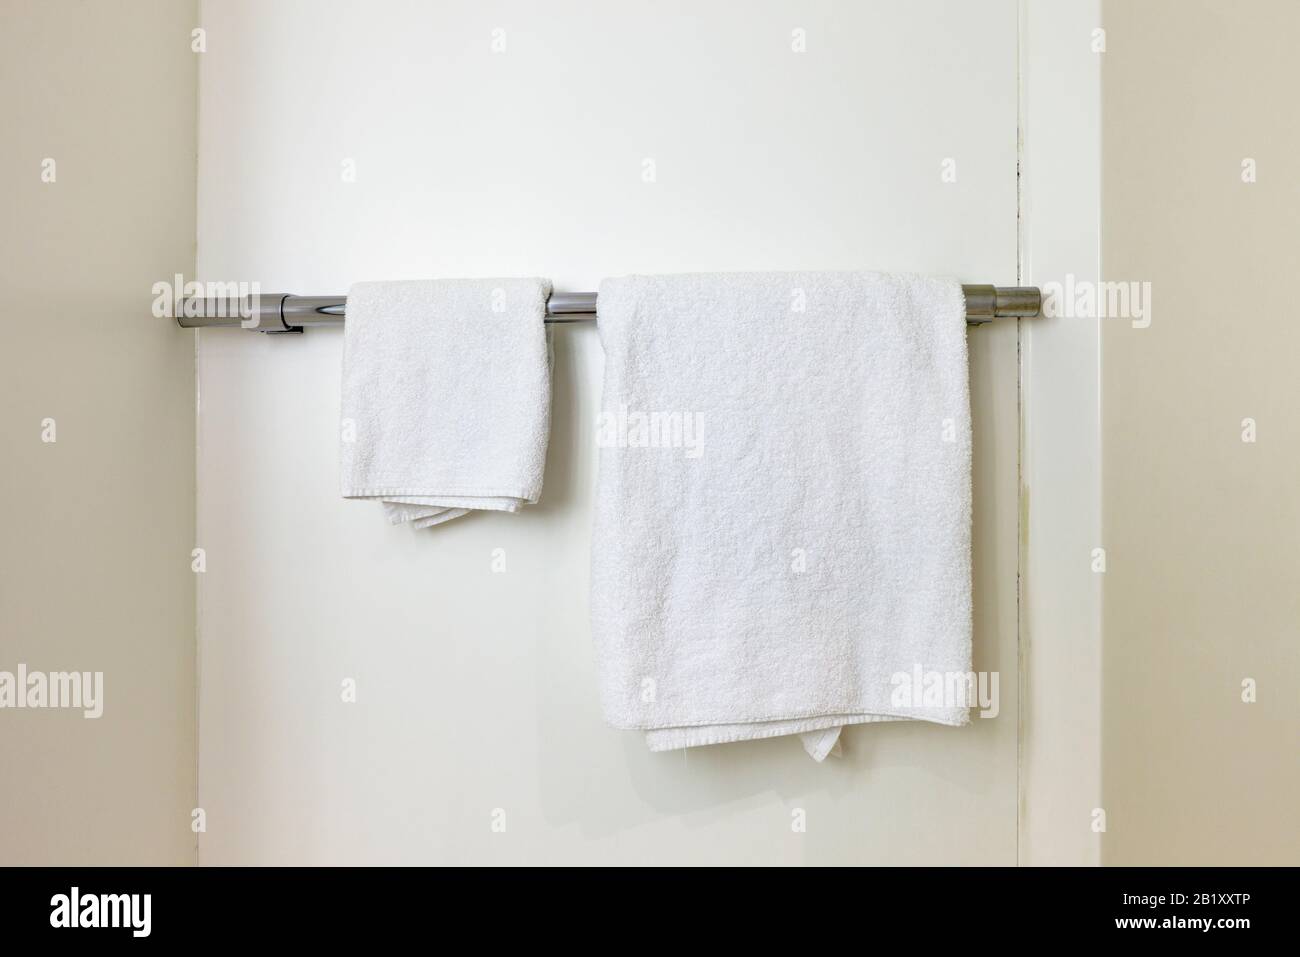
[[590, 272, 973, 761], [340, 278, 552, 528]]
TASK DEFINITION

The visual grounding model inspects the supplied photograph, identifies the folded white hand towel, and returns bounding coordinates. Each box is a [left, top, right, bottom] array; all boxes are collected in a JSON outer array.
[[340, 278, 552, 528], [590, 272, 973, 761]]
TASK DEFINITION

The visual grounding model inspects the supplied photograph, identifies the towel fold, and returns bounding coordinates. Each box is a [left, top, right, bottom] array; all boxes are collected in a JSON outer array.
[[590, 272, 973, 761], [340, 278, 552, 527]]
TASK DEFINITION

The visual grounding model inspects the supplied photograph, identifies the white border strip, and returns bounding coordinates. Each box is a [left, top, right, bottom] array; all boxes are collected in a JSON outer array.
[[1018, 0, 1103, 866]]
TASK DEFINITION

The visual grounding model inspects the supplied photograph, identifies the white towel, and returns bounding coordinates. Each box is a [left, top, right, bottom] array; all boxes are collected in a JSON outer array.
[[340, 278, 552, 528], [590, 272, 973, 761]]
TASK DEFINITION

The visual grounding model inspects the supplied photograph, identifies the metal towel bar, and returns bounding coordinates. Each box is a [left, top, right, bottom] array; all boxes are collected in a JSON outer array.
[[175, 285, 1041, 334]]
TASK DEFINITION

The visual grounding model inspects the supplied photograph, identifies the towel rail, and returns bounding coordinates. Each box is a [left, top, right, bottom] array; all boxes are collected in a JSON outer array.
[[174, 285, 1040, 334]]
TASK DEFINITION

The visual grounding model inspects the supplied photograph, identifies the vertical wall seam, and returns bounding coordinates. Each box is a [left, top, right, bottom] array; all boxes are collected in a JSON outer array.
[[1014, 0, 1028, 870]]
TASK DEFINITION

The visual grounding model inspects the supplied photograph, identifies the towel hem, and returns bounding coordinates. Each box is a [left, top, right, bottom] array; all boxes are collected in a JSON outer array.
[[344, 486, 539, 500], [616, 708, 972, 736], [640, 711, 965, 752]]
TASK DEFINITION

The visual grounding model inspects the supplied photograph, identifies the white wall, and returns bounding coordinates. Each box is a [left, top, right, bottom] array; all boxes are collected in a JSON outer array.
[[0, 0, 198, 865], [1017, 0, 1102, 866], [196, 0, 1022, 865]]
